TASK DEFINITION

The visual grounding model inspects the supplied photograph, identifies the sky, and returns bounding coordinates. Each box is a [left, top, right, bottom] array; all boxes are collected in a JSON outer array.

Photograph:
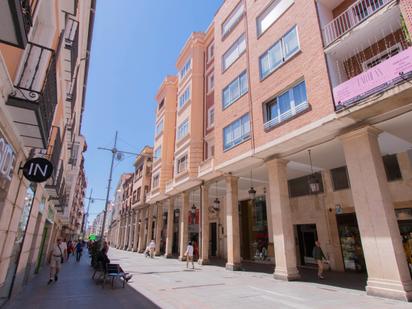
[[82, 0, 222, 225]]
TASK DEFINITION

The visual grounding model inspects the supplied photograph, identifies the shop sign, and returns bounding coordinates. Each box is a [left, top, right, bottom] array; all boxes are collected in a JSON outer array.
[[0, 130, 16, 193], [333, 47, 412, 109], [22, 157, 53, 183]]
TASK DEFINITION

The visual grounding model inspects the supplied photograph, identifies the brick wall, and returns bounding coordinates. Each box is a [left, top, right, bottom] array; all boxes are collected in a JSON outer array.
[[401, 0, 412, 37]]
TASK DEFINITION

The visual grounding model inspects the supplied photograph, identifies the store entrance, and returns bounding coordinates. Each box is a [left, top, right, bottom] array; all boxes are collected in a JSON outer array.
[[239, 196, 268, 262], [297, 224, 317, 265], [210, 222, 217, 257], [336, 213, 366, 272], [396, 208, 412, 274]]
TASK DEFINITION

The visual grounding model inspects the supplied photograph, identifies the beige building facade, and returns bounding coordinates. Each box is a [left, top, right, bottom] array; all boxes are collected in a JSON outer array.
[[0, 0, 94, 304]]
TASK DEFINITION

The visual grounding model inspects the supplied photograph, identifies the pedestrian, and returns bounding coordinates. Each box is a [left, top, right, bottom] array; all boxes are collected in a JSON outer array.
[[61, 238, 68, 262], [47, 238, 64, 284], [75, 240, 83, 262], [184, 241, 194, 269], [312, 240, 327, 279], [149, 240, 156, 258], [97, 247, 132, 282]]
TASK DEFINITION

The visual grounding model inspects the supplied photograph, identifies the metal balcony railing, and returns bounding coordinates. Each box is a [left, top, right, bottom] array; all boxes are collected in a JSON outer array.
[[322, 0, 392, 47], [7, 42, 57, 148]]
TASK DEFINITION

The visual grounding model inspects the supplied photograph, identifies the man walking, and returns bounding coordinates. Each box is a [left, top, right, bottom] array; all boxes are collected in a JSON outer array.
[[48, 238, 64, 284], [75, 240, 83, 262], [184, 241, 194, 269], [312, 240, 327, 279]]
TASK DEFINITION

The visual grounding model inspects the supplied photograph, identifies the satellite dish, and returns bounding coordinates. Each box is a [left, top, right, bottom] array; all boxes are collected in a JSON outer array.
[[116, 152, 124, 161]]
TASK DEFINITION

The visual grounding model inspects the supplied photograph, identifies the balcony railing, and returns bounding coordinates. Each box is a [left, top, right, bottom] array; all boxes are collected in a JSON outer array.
[[6, 42, 57, 148], [322, 0, 392, 47]]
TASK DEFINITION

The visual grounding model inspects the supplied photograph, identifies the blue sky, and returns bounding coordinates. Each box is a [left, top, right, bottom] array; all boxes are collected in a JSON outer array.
[[82, 0, 221, 224]]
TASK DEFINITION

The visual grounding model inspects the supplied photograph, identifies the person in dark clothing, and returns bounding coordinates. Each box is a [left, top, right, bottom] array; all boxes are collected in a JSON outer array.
[[312, 240, 327, 279], [75, 241, 83, 262], [97, 248, 132, 282]]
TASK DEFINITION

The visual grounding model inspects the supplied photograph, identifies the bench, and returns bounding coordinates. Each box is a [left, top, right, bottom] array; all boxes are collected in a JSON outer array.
[[102, 263, 126, 289]]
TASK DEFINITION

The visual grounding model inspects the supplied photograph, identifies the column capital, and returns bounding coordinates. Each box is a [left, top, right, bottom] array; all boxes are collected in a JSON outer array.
[[265, 157, 288, 167], [225, 174, 239, 182], [340, 125, 382, 142]]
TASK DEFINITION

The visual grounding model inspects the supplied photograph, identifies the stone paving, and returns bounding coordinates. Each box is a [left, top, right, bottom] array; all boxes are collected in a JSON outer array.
[[4, 247, 412, 309]]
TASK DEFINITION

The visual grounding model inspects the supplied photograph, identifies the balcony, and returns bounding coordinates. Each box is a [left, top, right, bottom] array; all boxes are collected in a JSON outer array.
[[322, 0, 393, 47], [323, 2, 412, 109], [6, 42, 57, 148], [0, 0, 34, 48], [46, 159, 64, 197]]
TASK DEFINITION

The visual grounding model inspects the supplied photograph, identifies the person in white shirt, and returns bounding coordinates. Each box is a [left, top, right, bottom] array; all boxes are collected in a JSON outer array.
[[148, 240, 156, 258], [48, 238, 64, 284], [60, 239, 68, 261], [185, 241, 194, 269]]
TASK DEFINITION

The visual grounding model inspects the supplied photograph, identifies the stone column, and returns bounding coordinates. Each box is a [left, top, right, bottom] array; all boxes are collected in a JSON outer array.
[[133, 210, 140, 252], [137, 209, 146, 253], [341, 126, 412, 301], [155, 203, 163, 256], [165, 199, 174, 258], [266, 158, 300, 281], [122, 214, 129, 250], [179, 192, 189, 260], [225, 175, 241, 270], [116, 217, 122, 248], [128, 211, 134, 250], [265, 186, 275, 260], [199, 184, 209, 265], [146, 206, 154, 246]]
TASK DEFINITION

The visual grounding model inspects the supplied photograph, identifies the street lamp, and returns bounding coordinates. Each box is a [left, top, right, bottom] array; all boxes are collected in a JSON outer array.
[[307, 149, 320, 194]]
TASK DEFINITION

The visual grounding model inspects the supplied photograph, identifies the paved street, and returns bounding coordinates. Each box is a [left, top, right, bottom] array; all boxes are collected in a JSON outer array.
[[4, 247, 412, 309]]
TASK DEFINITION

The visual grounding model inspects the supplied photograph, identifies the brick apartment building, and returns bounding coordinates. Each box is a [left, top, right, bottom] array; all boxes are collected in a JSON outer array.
[[109, 0, 412, 301]]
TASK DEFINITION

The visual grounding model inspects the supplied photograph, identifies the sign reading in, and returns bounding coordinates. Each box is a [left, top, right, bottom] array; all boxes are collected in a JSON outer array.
[[333, 47, 412, 109], [22, 158, 53, 183]]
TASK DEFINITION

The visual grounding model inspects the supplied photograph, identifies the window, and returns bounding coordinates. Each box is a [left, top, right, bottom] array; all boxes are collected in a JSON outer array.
[[207, 43, 214, 62], [179, 58, 192, 81], [152, 174, 160, 188], [383, 154, 402, 181], [136, 187, 141, 202], [362, 44, 402, 71], [223, 113, 250, 151], [330, 166, 350, 191], [207, 73, 214, 92], [259, 26, 299, 79], [222, 2, 245, 37], [155, 119, 164, 136], [158, 99, 164, 111], [207, 107, 215, 128], [264, 80, 308, 129], [288, 173, 324, 197], [154, 146, 161, 161], [222, 71, 248, 109], [257, 0, 295, 36], [178, 84, 191, 109], [177, 118, 189, 140], [222, 34, 246, 71], [176, 154, 188, 174]]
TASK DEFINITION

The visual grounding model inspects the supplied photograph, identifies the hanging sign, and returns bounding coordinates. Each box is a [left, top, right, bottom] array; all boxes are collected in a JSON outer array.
[[22, 158, 53, 183]]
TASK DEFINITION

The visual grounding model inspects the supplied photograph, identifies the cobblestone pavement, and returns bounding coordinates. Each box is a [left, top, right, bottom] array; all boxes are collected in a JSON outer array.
[[5, 247, 412, 309]]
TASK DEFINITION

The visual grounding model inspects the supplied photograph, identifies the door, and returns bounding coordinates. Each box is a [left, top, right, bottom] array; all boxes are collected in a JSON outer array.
[[210, 222, 217, 257], [297, 224, 317, 265]]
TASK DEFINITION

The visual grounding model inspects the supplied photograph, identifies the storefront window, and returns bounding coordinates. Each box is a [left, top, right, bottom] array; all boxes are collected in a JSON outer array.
[[240, 196, 268, 262], [396, 208, 412, 274], [336, 213, 366, 272]]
